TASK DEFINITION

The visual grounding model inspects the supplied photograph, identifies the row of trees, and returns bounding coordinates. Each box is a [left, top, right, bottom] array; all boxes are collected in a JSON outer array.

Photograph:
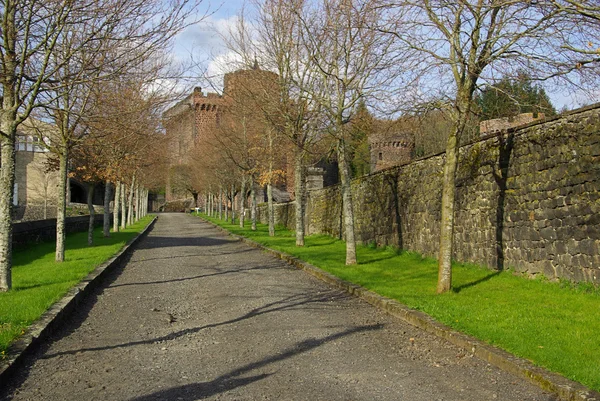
[[0, 0, 207, 291], [192, 0, 599, 293]]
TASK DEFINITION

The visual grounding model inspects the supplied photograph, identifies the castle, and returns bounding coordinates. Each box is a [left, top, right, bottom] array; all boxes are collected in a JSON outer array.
[[163, 67, 293, 203], [163, 67, 424, 203]]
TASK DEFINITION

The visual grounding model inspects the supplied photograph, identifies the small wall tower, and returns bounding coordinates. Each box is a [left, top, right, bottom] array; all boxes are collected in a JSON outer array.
[[369, 130, 414, 172]]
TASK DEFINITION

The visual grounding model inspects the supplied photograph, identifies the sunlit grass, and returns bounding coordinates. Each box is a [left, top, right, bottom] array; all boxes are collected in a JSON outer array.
[[0, 216, 154, 355], [201, 213, 600, 391]]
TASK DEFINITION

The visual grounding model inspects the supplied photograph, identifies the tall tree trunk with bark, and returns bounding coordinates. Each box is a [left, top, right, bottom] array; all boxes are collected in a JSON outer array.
[[294, 150, 306, 246], [120, 182, 127, 229], [0, 114, 16, 291], [239, 176, 246, 228], [55, 146, 69, 262], [437, 94, 472, 293], [87, 183, 95, 246], [250, 180, 257, 231], [437, 132, 459, 293], [143, 189, 147, 217], [267, 183, 275, 237], [103, 181, 111, 237], [113, 180, 121, 232], [134, 183, 139, 222], [211, 193, 215, 216], [218, 186, 223, 220], [337, 137, 357, 265], [230, 184, 235, 224], [224, 193, 229, 221], [127, 176, 135, 226]]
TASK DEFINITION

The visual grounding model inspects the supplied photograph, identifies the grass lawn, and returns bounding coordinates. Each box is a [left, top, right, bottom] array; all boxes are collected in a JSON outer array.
[[200, 213, 600, 391], [0, 215, 154, 356]]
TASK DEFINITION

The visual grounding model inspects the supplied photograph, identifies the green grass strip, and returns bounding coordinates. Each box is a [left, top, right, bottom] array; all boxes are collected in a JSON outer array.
[[200, 213, 600, 391], [0, 216, 154, 357]]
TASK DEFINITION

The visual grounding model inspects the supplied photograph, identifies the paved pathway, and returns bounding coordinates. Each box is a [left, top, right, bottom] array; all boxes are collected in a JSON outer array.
[[2, 214, 553, 400]]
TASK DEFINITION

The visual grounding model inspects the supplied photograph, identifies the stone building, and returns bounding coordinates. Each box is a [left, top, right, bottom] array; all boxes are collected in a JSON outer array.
[[14, 119, 59, 217], [163, 66, 298, 203], [369, 119, 415, 172], [13, 118, 106, 221]]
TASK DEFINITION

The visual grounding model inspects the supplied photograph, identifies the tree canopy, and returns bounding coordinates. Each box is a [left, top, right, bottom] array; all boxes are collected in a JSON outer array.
[[477, 73, 557, 121]]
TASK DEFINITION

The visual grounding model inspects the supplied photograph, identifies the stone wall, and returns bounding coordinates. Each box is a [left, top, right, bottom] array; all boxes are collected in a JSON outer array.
[[13, 214, 108, 248], [254, 104, 600, 283], [480, 112, 546, 135], [13, 203, 106, 222]]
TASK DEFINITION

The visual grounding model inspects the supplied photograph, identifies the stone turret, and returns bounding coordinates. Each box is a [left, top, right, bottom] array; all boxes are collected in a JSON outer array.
[[369, 131, 414, 172]]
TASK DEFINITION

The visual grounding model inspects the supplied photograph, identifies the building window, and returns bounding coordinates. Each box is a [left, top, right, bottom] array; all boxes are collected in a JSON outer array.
[[17, 135, 48, 152], [378, 152, 383, 161]]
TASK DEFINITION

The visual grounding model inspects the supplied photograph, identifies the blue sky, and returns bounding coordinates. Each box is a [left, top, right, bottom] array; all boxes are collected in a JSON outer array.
[[172, 0, 248, 91], [171, 1, 595, 110]]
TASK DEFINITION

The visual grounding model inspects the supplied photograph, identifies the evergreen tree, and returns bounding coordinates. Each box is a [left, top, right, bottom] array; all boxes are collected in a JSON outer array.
[[349, 101, 374, 177], [477, 73, 556, 120]]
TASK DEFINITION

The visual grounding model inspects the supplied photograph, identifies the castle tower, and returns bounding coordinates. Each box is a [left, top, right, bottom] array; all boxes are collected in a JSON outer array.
[[369, 129, 414, 172], [163, 87, 225, 201]]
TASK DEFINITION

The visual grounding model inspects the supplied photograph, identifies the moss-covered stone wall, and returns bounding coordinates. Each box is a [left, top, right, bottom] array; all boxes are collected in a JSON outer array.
[[256, 104, 600, 283]]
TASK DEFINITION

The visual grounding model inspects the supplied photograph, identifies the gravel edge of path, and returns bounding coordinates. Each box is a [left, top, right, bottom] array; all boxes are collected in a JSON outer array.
[[0, 216, 158, 385], [201, 217, 599, 401]]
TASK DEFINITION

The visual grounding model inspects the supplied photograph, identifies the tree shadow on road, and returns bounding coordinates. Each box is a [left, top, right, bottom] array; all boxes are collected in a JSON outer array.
[[135, 236, 235, 250], [39, 288, 355, 359], [127, 324, 384, 401], [108, 260, 268, 288], [124, 247, 255, 267]]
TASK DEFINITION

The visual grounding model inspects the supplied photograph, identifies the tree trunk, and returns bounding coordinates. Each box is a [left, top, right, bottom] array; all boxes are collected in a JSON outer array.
[[230, 184, 235, 224], [127, 176, 135, 226], [250, 180, 257, 231], [224, 193, 229, 221], [113, 181, 121, 232], [437, 91, 473, 294], [120, 181, 127, 229], [87, 183, 95, 246], [239, 176, 246, 228], [0, 119, 16, 291], [337, 137, 357, 265], [55, 146, 69, 262], [211, 192, 215, 217], [218, 186, 223, 220], [142, 189, 147, 217], [134, 183, 140, 222], [103, 181, 111, 237], [294, 150, 306, 246], [437, 131, 459, 293], [267, 183, 275, 237]]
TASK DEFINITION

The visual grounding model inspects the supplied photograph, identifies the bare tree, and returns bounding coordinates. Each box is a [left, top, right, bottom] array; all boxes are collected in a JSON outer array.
[[384, 1, 600, 292], [0, 1, 81, 290], [42, 0, 205, 262], [0, 0, 207, 290], [252, 0, 325, 246], [298, 0, 393, 265]]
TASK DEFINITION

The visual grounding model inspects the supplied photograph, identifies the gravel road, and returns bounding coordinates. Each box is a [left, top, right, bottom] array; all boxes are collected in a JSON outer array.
[[2, 213, 554, 400]]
